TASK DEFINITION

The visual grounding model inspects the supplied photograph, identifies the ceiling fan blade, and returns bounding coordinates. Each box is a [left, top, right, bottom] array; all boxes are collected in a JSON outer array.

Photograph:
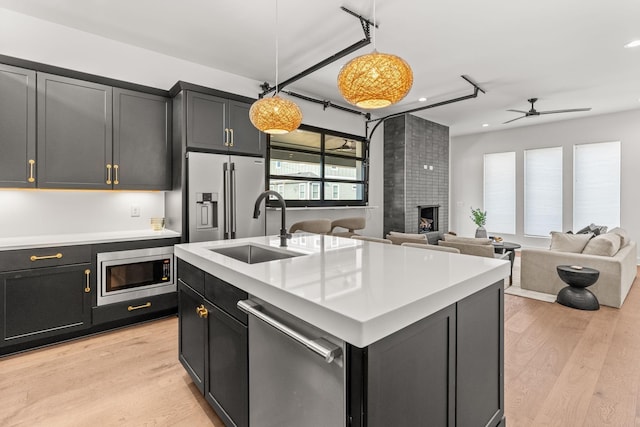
[[507, 109, 528, 114], [539, 108, 592, 115], [503, 116, 526, 124]]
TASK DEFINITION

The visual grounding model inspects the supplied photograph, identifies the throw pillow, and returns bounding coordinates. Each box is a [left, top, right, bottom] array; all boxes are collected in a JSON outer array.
[[575, 223, 608, 236], [608, 227, 630, 247], [582, 233, 622, 256], [442, 234, 492, 245], [549, 231, 593, 253]]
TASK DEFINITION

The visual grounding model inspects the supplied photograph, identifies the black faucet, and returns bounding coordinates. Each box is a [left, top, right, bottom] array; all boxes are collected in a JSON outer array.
[[253, 190, 291, 247]]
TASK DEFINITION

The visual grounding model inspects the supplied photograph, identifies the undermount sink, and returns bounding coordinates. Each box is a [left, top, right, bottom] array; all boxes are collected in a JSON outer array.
[[210, 244, 303, 264]]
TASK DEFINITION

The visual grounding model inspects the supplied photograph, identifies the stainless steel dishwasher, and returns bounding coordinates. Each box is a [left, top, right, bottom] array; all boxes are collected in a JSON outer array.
[[237, 299, 346, 427]]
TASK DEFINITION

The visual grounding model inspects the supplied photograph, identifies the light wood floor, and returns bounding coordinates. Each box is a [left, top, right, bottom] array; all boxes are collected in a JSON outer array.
[[2, 272, 640, 427]]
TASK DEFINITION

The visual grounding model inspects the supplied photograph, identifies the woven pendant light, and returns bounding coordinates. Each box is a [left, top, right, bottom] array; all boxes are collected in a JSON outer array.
[[338, 50, 413, 108], [337, 0, 413, 109], [249, 95, 302, 134], [249, 0, 302, 134]]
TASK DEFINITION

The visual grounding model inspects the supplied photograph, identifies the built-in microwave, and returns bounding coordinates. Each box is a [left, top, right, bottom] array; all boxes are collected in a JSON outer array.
[[96, 246, 176, 306]]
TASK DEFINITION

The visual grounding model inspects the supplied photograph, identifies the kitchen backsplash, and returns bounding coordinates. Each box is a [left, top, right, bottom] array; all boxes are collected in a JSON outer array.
[[0, 190, 165, 238]]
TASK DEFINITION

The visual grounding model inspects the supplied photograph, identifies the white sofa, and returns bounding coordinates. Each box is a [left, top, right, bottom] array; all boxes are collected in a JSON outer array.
[[520, 228, 637, 308]]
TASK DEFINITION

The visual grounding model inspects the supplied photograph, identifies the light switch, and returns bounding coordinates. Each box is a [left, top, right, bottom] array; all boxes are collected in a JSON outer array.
[[131, 205, 140, 217]]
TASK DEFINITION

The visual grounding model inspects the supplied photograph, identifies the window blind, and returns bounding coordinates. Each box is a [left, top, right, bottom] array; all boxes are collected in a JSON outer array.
[[484, 152, 516, 234], [573, 141, 620, 230], [524, 147, 563, 236]]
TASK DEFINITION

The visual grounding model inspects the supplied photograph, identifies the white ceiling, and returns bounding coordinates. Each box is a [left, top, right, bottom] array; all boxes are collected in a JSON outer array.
[[2, 0, 640, 136]]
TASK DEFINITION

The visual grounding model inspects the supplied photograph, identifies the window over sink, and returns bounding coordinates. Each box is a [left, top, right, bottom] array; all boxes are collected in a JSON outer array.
[[267, 124, 368, 207]]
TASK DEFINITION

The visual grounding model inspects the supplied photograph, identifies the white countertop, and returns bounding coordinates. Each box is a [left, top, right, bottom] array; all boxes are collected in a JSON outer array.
[[175, 234, 510, 348], [0, 229, 181, 251]]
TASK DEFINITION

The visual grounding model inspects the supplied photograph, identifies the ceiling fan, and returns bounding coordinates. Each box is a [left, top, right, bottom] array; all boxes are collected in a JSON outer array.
[[328, 140, 356, 152], [503, 98, 591, 124]]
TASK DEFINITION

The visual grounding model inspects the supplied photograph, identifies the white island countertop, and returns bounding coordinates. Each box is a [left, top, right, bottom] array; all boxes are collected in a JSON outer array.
[[0, 229, 181, 251], [175, 234, 510, 348]]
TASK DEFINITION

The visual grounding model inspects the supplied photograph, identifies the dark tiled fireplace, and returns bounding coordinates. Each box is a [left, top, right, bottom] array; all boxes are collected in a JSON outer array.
[[418, 205, 440, 233]]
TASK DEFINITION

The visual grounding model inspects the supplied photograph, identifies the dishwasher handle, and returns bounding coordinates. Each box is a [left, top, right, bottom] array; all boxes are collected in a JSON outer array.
[[237, 299, 342, 364]]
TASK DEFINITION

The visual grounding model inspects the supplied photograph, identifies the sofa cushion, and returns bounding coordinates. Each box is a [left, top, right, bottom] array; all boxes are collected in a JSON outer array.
[[549, 231, 593, 253], [388, 231, 426, 239], [582, 233, 622, 256], [385, 232, 428, 245], [442, 234, 492, 245], [608, 227, 630, 247]]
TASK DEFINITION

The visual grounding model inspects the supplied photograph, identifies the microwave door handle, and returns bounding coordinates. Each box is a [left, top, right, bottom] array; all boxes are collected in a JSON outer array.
[[223, 162, 230, 239], [230, 162, 236, 238]]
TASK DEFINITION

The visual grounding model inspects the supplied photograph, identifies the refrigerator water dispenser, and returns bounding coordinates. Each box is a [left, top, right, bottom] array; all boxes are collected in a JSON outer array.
[[195, 192, 217, 230]]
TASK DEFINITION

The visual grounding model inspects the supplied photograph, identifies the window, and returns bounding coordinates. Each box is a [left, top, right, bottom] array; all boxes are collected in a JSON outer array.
[[484, 152, 516, 234], [268, 124, 367, 207], [573, 141, 620, 230], [524, 147, 563, 236], [311, 183, 320, 200]]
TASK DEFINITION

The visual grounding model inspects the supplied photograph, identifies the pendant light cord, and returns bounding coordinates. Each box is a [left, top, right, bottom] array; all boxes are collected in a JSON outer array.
[[275, 0, 279, 95], [372, 0, 376, 49]]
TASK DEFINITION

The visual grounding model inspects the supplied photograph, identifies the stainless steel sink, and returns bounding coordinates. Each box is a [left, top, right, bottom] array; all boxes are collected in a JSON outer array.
[[210, 244, 303, 264]]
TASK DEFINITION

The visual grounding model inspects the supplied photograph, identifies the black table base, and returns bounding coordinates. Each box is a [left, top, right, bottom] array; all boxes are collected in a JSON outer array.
[[556, 286, 600, 311]]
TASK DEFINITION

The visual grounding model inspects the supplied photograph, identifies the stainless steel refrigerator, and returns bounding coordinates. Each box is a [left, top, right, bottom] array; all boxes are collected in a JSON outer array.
[[187, 151, 266, 242]]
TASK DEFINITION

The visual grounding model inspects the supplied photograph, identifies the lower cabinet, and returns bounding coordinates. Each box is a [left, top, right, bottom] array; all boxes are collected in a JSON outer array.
[[350, 281, 504, 427], [206, 301, 248, 427], [0, 263, 92, 346], [178, 280, 206, 393], [178, 266, 248, 427]]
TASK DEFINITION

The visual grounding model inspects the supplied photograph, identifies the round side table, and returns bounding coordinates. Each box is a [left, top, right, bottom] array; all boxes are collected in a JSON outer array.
[[556, 265, 600, 310]]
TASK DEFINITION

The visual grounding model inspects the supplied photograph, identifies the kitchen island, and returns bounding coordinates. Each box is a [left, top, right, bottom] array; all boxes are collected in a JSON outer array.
[[175, 233, 510, 427]]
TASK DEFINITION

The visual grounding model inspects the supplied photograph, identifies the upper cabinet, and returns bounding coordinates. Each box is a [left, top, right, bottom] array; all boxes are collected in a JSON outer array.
[[185, 91, 262, 156], [0, 64, 37, 188], [37, 73, 113, 189], [33, 72, 171, 190], [113, 88, 171, 190]]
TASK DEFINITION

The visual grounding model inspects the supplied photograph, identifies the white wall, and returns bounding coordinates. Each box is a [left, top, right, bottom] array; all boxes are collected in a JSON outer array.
[[450, 108, 640, 258], [0, 190, 164, 237], [0, 8, 383, 238]]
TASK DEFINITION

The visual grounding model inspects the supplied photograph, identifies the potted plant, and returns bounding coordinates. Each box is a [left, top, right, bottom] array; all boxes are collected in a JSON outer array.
[[470, 207, 488, 238]]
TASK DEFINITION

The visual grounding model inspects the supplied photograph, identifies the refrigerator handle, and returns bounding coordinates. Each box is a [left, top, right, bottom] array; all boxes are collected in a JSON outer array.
[[223, 162, 230, 239], [230, 162, 237, 238]]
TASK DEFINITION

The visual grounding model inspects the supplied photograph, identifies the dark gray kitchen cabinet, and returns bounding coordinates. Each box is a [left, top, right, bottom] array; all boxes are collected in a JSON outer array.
[[366, 304, 456, 426], [185, 91, 262, 156], [113, 88, 171, 190], [0, 63, 36, 188], [178, 261, 248, 427], [206, 300, 248, 427], [37, 72, 113, 189], [0, 245, 92, 347], [456, 281, 504, 427], [351, 281, 504, 427], [178, 279, 206, 394]]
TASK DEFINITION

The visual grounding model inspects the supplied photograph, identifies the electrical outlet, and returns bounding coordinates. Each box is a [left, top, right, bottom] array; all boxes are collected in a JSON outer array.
[[131, 205, 140, 217]]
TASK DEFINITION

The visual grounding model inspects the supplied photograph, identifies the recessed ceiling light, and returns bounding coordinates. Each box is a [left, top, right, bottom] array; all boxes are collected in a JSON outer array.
[[624, 40, 640, 48], [482, 123, 489, 127], [418, 97, 427, 102]]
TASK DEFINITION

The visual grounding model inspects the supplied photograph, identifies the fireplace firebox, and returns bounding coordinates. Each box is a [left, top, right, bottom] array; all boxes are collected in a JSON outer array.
[[418, 205, 440, 233]]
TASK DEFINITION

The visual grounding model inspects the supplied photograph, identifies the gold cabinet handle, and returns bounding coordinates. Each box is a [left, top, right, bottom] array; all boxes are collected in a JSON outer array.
[[84, 269, 91, 293], [113, 164, 119, 185], [106, 164, 112, 184], [28, 159, 35, 183], [229, 128, 234, 147], [128, 302, 152, 311], [224, 128, 230, 147], [196, 304, 208, 318], [30, 253, 63, 261]]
